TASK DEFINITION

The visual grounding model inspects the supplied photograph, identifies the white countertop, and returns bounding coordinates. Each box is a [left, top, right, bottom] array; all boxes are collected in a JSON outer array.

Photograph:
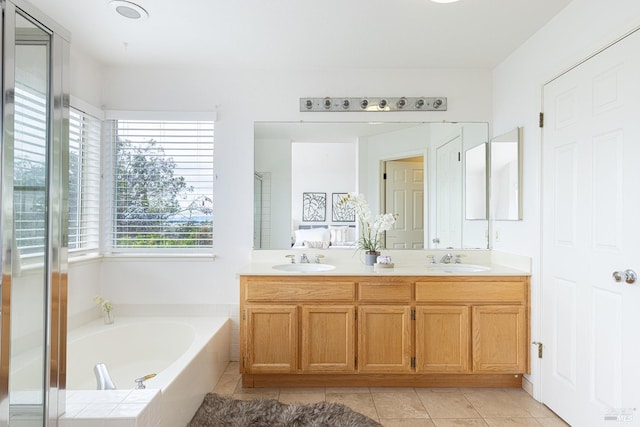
[[240, 249, 531, 277]]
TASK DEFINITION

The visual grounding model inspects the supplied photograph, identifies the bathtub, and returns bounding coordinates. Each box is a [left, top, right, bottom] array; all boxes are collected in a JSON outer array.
[[65, 316, 231, 426]]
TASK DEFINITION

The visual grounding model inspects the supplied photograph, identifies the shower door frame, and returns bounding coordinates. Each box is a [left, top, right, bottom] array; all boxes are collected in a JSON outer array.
[[0, 0, 69, 425]]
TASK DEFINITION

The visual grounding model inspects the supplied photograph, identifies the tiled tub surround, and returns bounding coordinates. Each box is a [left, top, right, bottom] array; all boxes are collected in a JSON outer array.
[[61, 316, 231, 426]]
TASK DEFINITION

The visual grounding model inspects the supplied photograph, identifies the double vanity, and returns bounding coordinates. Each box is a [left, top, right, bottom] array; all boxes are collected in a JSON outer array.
[[239, 250, 531, 389]]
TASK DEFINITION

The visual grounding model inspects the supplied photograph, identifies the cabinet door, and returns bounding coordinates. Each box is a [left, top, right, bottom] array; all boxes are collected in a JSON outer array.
[[301, 305, 355, 372], [358, 305, 412, 373], [246, 305, 298, 373], [472, 305, 527, 373], [415, 305, 470, 373]]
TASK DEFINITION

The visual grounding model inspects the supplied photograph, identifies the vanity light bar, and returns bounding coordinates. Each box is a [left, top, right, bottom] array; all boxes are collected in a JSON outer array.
[[299, 97, 447, 112]]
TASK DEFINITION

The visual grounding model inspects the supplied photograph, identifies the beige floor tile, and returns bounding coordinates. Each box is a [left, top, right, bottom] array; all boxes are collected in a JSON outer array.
[[382, 419, 436, 426], [371, 387, 419, 393], [278, 389, 326, 404], [232, 387, 279, 401], [326, 387, 372, 394], [373, 391, 429, 419], [432, 419, 488, 426], [463, 389, 531, 418], [212, 373, 241, 395], [326, 392, 379, 421], [417, 388, 461, 393], [223, 361, 239, 374], [501, 390, 558, 418], [535, 418, 570, 426], [416, 390, 481, 419], [484, 417, 542, 426]]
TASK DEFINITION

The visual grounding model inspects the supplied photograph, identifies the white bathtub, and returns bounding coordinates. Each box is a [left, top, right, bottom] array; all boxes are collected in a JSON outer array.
[[66, 316, 231, 426]]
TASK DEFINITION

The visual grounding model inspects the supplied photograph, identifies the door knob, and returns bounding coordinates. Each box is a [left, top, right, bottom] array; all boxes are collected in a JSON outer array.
[[612, 269, 637, 284]]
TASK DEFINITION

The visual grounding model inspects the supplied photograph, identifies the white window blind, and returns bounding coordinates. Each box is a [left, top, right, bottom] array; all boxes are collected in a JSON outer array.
[[110, 120, 214, 249], [69, 107, 101, 253], [14, 82, 47, 256]]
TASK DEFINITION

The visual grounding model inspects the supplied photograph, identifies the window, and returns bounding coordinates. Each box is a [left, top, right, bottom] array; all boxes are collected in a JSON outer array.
[[110, 119, 214, 249], [14, 82, 47, 257], [69, 107, 101, 253]]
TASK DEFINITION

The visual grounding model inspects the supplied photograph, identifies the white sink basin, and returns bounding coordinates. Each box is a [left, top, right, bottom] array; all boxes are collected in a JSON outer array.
[[427, 264, 491, 273], [272, 263, 336, 273]]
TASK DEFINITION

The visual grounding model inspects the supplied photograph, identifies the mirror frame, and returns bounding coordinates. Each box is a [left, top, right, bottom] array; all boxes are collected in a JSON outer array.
[[490, 127, 523, 221]]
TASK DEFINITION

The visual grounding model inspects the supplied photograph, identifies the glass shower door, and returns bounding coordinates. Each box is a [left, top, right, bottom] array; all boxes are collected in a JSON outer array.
[[0, 1, 70, 425]]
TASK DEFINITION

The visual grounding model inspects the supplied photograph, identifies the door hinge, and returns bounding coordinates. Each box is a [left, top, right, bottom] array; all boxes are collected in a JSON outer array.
[[411, 309, 416, 320], [383, 172, 387, 180], [242, 357, 246, 368], [411, 357, 416, 368], [355, 309, 357, 321], [457, 152, 461, 162], [539, 112, 544, 128], [532, 341, 543, 358]]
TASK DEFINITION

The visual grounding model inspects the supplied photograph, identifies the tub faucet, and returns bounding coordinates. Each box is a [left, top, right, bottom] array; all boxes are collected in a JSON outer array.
[[300, 253, 310, 263], [440, 253, 454, 264], [94, 363, 117, 390]]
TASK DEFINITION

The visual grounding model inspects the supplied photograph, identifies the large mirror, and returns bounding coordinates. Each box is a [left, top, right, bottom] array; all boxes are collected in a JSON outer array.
[[254, 121, 489, 250], [491, 127, 522, 220]]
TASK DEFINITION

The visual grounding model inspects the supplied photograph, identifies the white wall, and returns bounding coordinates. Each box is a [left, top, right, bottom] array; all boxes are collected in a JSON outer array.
[[492, 0, 640, 398], [94, 67, 492, 307], [254, 138, 292, 249], [292, 142, 356, 227]]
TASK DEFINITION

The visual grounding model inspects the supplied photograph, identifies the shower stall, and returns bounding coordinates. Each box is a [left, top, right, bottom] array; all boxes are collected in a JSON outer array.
[[0, 0, 69, 425]]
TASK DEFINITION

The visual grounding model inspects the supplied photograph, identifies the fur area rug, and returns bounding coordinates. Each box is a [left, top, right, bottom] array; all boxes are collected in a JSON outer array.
[[189, 393, 382, 427]]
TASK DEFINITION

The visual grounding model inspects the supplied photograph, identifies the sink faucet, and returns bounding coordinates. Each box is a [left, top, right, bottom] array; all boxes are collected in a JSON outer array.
[[300, 253, 310, 263], [439, 253, 453, 264]]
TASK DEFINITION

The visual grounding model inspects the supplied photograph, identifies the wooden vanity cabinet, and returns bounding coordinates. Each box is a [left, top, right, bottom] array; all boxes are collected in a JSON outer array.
[[415, 276, 529, 375], [241, 278, 356, 375], [245, 305, 297, 373], [240, 274, 529, 388], [415, 305, 470, 373], [357, 281, 412, 373], [301, 305, 355, 372]]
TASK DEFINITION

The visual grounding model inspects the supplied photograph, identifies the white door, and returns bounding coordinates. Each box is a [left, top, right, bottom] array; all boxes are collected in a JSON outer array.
[[384, 159, 424, 249], [541, 30, 640, 426], [435, 135, 462, 248]]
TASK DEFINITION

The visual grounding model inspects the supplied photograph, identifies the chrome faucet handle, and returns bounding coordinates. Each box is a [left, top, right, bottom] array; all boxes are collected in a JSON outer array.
[[285, 254, 295, 264], [314, 254, 325, 264], [455, 254, 462, 264], [426, 254, 436, 264], [134, 373, 156, 389]]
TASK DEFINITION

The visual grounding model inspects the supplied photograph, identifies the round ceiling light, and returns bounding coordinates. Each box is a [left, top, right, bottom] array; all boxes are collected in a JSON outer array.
[[109, 0, 149, 20]]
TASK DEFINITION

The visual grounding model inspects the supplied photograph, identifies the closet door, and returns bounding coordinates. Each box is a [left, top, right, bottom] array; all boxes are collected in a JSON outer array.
[[541, 29, 640, 426]]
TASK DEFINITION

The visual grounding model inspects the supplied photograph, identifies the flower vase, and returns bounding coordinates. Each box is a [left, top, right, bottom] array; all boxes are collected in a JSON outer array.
[[103, 311, 114, 325], [364, 251, 380, 266]]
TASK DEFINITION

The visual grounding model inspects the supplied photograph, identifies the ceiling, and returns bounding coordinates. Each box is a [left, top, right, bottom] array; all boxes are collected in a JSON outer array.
[[25, 0, 572, 70]]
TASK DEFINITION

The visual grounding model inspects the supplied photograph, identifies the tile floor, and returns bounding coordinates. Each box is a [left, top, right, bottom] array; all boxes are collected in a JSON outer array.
[[213, 363, 570, 426]]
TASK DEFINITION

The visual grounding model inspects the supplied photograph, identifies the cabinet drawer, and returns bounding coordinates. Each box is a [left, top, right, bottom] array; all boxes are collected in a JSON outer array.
[[358, 282, 412, 302], [416, 279, 526, 303], [245, 281, 355, 302]]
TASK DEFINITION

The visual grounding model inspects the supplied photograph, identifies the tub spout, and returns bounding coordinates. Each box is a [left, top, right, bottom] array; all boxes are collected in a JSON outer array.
[[134, 373, 157, 389], [94, 363, 117, 390]]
